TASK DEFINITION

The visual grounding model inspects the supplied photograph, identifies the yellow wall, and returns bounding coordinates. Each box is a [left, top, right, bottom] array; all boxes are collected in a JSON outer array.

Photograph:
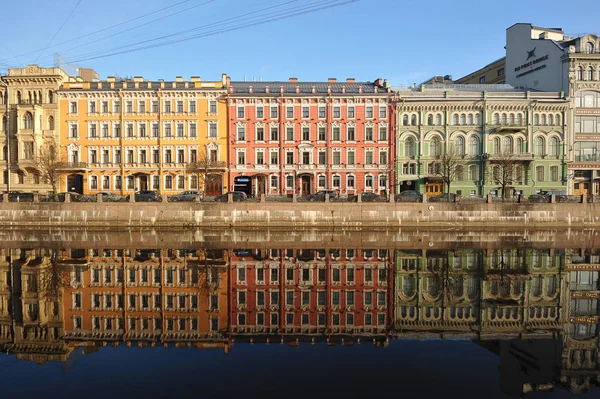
[[58, 76, 229, 195]]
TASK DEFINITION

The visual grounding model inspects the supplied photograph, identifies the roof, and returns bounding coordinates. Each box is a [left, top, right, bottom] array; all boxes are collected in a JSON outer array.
[[229, 81, 388, 95]]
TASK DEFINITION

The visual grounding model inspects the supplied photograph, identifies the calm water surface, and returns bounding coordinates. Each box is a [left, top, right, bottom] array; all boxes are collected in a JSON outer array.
[[0, 231, 598, 398]]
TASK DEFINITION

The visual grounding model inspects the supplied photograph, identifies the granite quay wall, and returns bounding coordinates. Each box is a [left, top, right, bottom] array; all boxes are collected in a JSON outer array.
[[0, 201, 598, 229]]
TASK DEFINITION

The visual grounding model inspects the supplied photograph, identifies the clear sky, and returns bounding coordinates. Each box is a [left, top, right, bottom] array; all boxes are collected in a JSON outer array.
[[1, 0, 599, 86]]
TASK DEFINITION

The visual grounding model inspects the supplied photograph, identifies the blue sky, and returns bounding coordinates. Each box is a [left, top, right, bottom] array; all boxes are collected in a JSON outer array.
[[1, 0, 599, 86]]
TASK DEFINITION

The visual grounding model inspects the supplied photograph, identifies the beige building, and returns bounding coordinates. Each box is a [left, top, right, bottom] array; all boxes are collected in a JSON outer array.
[[1, 65, 69, 193], [455, 57, 506, 85]]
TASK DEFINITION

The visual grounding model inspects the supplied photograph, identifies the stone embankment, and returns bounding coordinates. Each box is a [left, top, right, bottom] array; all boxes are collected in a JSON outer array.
[[0, 199, 598, 228]]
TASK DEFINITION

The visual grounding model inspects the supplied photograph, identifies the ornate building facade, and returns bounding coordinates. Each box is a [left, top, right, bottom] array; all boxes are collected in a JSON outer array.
[[392, 87, 569, 196], [57, 75, 229, 195], [227, 79, 392, 197], [1, 65, 69, 193]]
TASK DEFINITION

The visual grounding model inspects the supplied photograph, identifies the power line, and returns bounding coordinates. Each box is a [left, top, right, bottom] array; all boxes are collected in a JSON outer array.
[[0, 0, 194, 64], [34, 0, 83, 63], [65, 0, 356, 64], [34, 0, 216, 66]]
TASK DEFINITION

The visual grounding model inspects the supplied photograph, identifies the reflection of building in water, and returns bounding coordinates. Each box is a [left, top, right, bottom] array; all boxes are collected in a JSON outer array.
[[561, 248, 600, 393], [229, 248, 393, 343], [60, 248, 230, 351], [0, 248, 72, 363], [395, 249, 564, 339]]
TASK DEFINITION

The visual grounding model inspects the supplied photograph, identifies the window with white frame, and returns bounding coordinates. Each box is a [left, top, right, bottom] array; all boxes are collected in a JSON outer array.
[[209, 122, 217, 138], [270, 175, 278, 189], [332, 150, 341, 165], [151, 100, 158, 113], [189, 100, 196, 113], [366, 106, 374, 118], [177, 123, 184, 137], [237, 149, 245, 165], [347, 106, 355, 118], [318, 106, 326, 118], [126, 101, 133, 113], [286, 175, 294, 189], [256, 150, 265, 165], [102, 175, 110, 189], [347, 150, 355, 165], [379, 150, 387, 165], [209, 100, 217, 114], [270, 105, 278, 118], [332, 126, 340, 141], [302, 106, 309, 118], [237, 126, 245, 141], [379, 174, 387, 188], [165, 175, 173, 189], [365, 149, 373, 164], [347, 175, 355, 188], [379, 126, 387, 141], [138, 101, 145, 114], [101, 123, 109, 137], [90, 175, 98, 189], [270, 150, 278, 165], [379, 106, 387, 119], [318, 150, 326, 165], [347, 126, 355, 141], [286, 106, 294, 118], [318, 175, 326, 188], [365, 175, 373, 189], [237, 105, 244, 119], [333, 106, 340, 118], [365, 126, 373, 141], [126, 176, 134, 189], [115, 176, 122, 189], [332, 175, 341, 188], [256, 106, 264, 119]]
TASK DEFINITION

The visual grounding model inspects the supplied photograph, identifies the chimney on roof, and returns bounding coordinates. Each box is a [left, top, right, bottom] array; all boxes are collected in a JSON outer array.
[[296, 85, 300, 94], [328, 78, 337, 83], [133, 76, 144, 82], [289, 77, 298, 82], [346, 78, 355, 83], [312, 85, 316, 94], [374, 78, 383, 87], [342, 86, 346, 94], [190, 76, 201, 82], [359, 86, 363, 94], [175, 76, 183, 82], [249, 86, 253, 94], [265, 86, 270, 94], [280, 86, 284, 94]]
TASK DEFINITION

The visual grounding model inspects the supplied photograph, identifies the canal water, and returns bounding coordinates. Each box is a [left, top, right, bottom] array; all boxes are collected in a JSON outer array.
[[0, 230, 598, 398]]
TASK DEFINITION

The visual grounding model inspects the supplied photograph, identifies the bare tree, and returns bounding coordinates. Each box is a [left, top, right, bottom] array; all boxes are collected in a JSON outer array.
[[488, 151, 523, 198], [431, 146, 458, 195], [187, 147, 223, 195], [35, 137, 63, 195], [39, 249, 70, 300]]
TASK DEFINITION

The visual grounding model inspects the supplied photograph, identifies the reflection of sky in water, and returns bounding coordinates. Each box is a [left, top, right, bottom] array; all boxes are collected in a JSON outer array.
[[0, 341, 594, 398]]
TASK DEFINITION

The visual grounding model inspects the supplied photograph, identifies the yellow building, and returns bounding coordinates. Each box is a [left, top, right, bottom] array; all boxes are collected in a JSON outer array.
[[57, 75, 229, 195], [455, 57, 506, 85]]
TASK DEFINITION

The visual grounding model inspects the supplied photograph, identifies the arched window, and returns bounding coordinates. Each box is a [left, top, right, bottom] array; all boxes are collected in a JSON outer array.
[[467, 114, 473, 125], [454, 136, 465, 156], [2, 146, 6, 160], [585, 42, 594, 53], [493, 137, 501, 154], [452, 114, 459, 125], [48, 90, 54, 104], [503, 136, 513, 153], [177, 175, 185, 189], [508, 113, 515, 125], [90, 175, 98, 190], [515, 165, 524, 184], [549, 137, 559, 157], [2, 116, 6, 131], [550, 166, 559, 181], [493, 113, 499, 124], [555, 114, 561, 125], [501, 113, 507, 125], [536, 165, 544, 181], [22, 112, 33, 129], [190, 175, 198, 189], [430, 137, 441, 157], [435, 114, 442, 125], [16, 91, 22, 104], [48, 116, 54, 130], [405, 137, 416, 158], [469, 136, 479, 155], [403, 115, 409, 126], [516, 138, 524, 154], [427, 114, 433, 125], [454, 165, 464, 181], [577, 67, 584, 80], [541, 114, 547, 125], [365, 175, 374, 189], [516, 113, 522, 125], [588, 67, 595, 81], [533, 114, 539, 125], [474, 113, 480, 125], [534, 137, 545, 156], [548, 114, 554, 125], [411, 115, 417, 126], [468, 164, 478, 181], [460, 114, 466, 125]]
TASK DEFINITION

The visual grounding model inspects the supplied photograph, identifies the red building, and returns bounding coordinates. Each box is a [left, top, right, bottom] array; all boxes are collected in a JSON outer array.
[[228, 248, 393, 342], [227, 78, 393, 197]]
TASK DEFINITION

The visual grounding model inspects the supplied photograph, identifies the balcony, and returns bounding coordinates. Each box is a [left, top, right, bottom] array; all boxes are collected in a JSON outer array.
[[187, 161, 227, 170], [484, 153, 534, 162], [57, 162, 89, 171], [492, 125, 526, 133]]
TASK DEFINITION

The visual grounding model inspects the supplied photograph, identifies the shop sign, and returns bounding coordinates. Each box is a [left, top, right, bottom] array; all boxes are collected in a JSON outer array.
[[571, 291, 600, 299], [569, 316, 599, 324], [567, 264, 600, 270]]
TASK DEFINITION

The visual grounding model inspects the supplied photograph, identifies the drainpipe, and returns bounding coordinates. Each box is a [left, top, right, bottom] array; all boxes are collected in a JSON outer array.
[[1, 78, 10, 193]]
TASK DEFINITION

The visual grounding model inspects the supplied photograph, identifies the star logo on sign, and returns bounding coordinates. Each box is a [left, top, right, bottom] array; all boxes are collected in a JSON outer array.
[[526, 47, 537, 60]]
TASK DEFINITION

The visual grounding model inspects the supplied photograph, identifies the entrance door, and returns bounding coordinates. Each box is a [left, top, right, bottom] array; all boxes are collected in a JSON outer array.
[[256, 175, 266, 196], [67, 174, 83, 194], [573, 182, 590, 196], [301, 176, 311, 196], [139, 175, 148, 191], [425, 183, 442, 196], [206, 174, 223, 196]]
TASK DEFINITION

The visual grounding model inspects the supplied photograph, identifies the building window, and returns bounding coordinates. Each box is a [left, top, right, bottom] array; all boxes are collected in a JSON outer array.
[[347, 106, 355, 118], [405, 137, 415, 157], [237, 126, 245, 141], [379, 106, 387, 119], [365, 126, 373, 141], [347, 175, 355, 189], [90, 176, 98, 189], [333, 107, 340, 118], [534, 137, 545, 156], [318, 106, 325, 118], [286, 175, 294, 189], [302, 126, 310, 141], [270, 106, 278, 119], [469, 165, 478, 181], [332, 175, 340, 188], [318, 175, 326, 188], [165, 175, 173, 189], [454, 136, 465, 156], [550, 166, 559, 181], [536, 166, 544, 182], [286, 107, 293, 119], [497, 68, 504, 76], [365, 175, 373, 189], [189, 100, 196, 113], [332, 127, 340, 141], [237, 106, 245, 119], [549, 137, 559, 157], [209, 100, 217, 114], [347, 126, 355, 141], [347, 150, 355, 165], [379, 126, 387, 141], [479, 76, 486, 84], [318, 126, 326, 141], [332, 150, 341, 165], [270, 175, 278, 189], [302, 106, 310, 118], [270, 126, 279, 141], [177, 123, 184, 137]]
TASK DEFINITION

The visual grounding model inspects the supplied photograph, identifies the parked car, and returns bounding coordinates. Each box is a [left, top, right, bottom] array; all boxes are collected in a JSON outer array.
[[97, 192, 125, 201], [395, 190, 423, 202], [7, 191, 34, 202], [215, 191, 247, 202], [529, 190, 567, 203], [348, 192, 383, 202], [170, 190, 203, 202], [50, 192, 84, 202], [429, 193, 458, 202], [134, 190, 161, 202], [308, 190, 337, 202]]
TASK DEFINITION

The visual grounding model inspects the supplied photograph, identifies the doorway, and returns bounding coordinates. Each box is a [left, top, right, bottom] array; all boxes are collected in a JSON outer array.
[[425, 183, 443, 196], [67, 174, 83, 194], [301, 175, 311, 196], [233, 176, 251, 196], [400, 180, 417, 192], [573, 182, 590, 196], [138, 175, 148, 191], [206, 174, 223, 196]]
